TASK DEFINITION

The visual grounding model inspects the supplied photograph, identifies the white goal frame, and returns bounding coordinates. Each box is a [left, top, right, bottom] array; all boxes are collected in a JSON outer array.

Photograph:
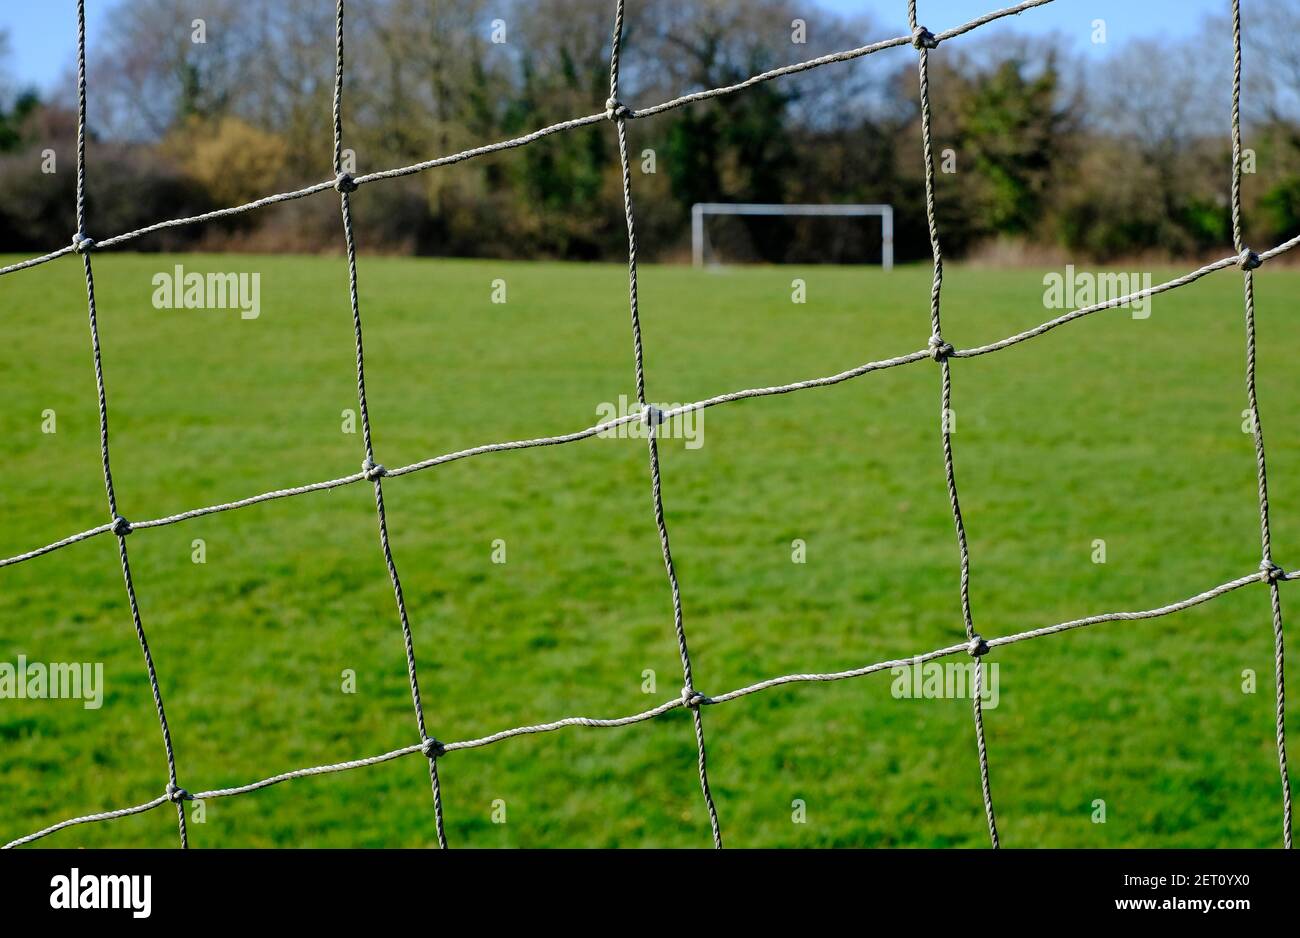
[[691, 202, 895, 270]]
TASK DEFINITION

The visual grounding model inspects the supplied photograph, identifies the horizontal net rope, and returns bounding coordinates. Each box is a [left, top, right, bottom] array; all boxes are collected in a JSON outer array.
[[5, 233, 1300, 572], [0, 0, 1051, 279], [5, 566, 1284, 850], [1, 0, 1292, 849]]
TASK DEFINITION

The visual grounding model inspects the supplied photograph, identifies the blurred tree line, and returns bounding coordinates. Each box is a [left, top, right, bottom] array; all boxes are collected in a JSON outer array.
[[1, 0, 1299, 263]]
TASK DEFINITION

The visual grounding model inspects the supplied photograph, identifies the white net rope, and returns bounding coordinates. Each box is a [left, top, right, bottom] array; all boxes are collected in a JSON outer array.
[[2, 0, 1294, 849]]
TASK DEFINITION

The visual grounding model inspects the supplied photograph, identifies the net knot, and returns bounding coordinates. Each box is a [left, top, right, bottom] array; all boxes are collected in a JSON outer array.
[[605, 97, 633, 121], [71, 232, 96, 254], [111, 515, 133, 537], [681, 686, 709, 709], [912, 26, 939, 50], [928, 334, 954, 361], [1261, 559, 1286, 583], [1238, 248, 1262, 271], [967, 634, 990, 658], [642, 403, 665, 427], [361, 459, 387, 481], [421, 737, 446, 759], [165, 782, 191, 803], [334, 172, 359, 194]]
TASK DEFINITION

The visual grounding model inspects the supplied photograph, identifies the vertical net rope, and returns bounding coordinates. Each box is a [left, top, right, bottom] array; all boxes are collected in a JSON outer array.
[[1230, 0, 1292, 850], [72, 0, 190, 848], [608, 0, 723, 849], [907, 0, 999, 847], [330, 0, 449, 848]]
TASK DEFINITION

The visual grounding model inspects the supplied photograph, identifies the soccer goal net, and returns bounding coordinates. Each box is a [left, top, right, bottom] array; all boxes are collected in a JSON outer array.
[[1, 0, 1294, 852], [692, 203, 895, 269]]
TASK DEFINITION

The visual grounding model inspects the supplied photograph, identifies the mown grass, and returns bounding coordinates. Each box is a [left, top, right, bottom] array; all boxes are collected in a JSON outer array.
[[0, 250, 1297, 847]]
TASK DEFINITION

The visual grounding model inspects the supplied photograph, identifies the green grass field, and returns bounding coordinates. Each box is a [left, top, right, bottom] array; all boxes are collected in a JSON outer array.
[[1, 251, 1297, 847]]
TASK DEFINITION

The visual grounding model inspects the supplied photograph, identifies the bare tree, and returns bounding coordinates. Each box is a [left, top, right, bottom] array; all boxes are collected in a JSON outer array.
[[1246, 0, 1300, 125]]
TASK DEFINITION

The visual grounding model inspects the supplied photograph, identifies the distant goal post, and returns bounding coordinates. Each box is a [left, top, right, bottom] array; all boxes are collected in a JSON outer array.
[[691, 202, 895, 270]]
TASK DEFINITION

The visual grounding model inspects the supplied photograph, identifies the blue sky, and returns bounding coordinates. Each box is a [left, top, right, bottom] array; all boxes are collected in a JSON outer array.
[[823, 0, 1222, 43], [0, 0, 1227, 94], [1, 0, 106, 92]]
